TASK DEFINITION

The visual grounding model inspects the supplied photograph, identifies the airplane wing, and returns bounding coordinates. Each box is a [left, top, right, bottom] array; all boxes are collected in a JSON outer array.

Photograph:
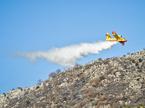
[[112, 32, 121, 40], [111, 31, 127, 45], [114, 35, 120, 40]]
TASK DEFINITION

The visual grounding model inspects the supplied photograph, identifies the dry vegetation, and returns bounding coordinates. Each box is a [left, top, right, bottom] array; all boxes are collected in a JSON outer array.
[[1, 49, 145, 108]]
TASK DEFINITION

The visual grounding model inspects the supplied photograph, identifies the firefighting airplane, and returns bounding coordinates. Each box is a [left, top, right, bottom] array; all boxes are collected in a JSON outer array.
[[106, 31, 127, 45]]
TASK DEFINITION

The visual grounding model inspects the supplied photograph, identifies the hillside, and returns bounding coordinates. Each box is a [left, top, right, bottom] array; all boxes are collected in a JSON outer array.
[[1, 49, 145, 108]]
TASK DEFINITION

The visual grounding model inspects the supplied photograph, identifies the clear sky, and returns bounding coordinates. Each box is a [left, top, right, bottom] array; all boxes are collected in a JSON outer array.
[[0, 0, 145, 93]]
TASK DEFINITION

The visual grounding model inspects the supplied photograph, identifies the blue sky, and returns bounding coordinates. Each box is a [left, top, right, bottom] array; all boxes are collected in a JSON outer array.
[[0, 0, 145, 93]]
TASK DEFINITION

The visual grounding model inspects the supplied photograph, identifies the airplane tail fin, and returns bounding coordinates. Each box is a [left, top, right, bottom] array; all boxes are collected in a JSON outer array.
[[106, 33, 111, 40]]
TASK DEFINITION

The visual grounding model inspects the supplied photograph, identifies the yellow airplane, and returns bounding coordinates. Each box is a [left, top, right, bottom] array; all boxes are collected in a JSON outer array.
[[106, 31, 127, 45]]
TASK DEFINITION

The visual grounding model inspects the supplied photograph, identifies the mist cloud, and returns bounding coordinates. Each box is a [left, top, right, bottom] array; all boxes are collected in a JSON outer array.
[[18, 41, 117, 66]]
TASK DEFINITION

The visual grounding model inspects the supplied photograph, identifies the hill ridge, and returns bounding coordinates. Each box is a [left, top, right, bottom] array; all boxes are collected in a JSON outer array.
[[1, 49, 145, 108]]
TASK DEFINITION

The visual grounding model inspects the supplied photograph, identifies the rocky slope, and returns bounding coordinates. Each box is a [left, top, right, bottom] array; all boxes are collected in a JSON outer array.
[[1, 49, 145, 108]]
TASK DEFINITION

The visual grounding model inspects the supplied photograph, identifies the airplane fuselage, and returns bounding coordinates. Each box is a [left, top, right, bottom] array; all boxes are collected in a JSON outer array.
[[106, 32, 127, 45]]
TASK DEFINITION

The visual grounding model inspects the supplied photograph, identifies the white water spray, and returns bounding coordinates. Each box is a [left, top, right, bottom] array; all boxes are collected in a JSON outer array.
[[18, 41, 117, 66]]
